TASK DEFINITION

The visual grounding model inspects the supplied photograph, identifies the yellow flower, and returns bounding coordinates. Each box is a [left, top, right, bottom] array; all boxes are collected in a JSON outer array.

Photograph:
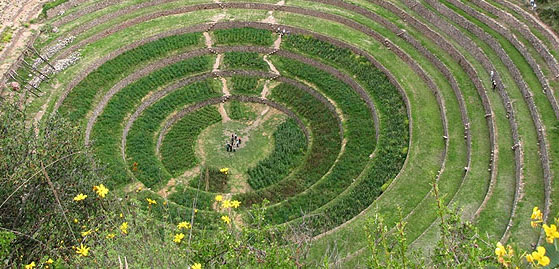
[[543, 224, 559, 243], [539, 255, 551, 266], [93, 184, 109, 198], [119, 213, 123, 218], [220, 168, 229, 174], [529, 246, 550, 266], [45, 258, 54, 264], [75, 244, 90, 257], [495, 242, 506, 258], [531, 206, 543, 220], [81, 229, 92, 237], [73, 218, 79, 223], [191, 262, 202, 269], [222, 200, 231, 209], [230, 200, 241, 209], [177, 221, 191, 230], [526, 253, 535, 264], [25, 262, 36, 269], [146, 198, 157, 205], [173, 233, 185, 243], [215, 195, 223, 202], [73, 193, 87, 202], [163, 201, 167, 206], [106, 233, 116, 239], [221, 215, 231, 224], [194, 209, 198, 213], [120, 222, 128, 234]]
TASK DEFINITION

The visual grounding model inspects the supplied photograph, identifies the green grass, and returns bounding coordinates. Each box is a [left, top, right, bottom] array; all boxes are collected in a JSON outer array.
[[226, 101, 258, 121], [31, 1, 559, 263], [59, 32, 203, 122], [228, 76, 264, 96], [126, 80, 221, 184], [222, 52, 269, 71], [440, 0, 546, 246], [90, 55, 214, 188], [247, 118, 308, 190], [161, 106, 222, 177], [213, 27, 277, 46], [196, 113, 283, 179]]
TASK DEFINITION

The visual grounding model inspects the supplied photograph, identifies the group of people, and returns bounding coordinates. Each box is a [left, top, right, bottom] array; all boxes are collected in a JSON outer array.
[[225, 133, 242, 152], [276, 27, 291, 36]]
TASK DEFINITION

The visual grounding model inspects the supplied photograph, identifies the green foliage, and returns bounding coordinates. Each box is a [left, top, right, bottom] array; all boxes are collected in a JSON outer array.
[[275, 34, 408, 234], [213, 27, 276, 46], [160, 106, 222, 178], [75, 199, 305, 268], [126, 80, 221, 189], [0, 231, 15, 260], [262, 59, 376, 225], [91, 55, 213, 189], [135, 190, 218, 224], [227, 101, 257, 121], [60, 33, 203, 122], [0, 102, 104, 265], [222, 52, 269, 71], [42, 0, 69, 16], [229, 76, 263, 96], [248, 118, 307, 190], [189, 167, 230, 193], [0, 27, 13, 51], [234, 82, 341, 207]]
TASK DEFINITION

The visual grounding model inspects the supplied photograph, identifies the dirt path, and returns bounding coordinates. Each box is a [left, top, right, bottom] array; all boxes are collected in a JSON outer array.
[[260, 80, 270, 98], [213, 54, 222, 72], [203, 32, 212, 48], [263, 55, 280, 75]]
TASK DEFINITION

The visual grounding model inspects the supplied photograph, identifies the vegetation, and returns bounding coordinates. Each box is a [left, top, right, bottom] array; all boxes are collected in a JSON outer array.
[[60, 33, 203, 122], [160, 106, 222, 178], [247, 118, 307, 190], [0, 27, 13, 51], [229, 76, 263, 96], [274, 35, 408, 233], [189, 166, 230, 193], [0, 102, 104, 265], [222, 52, 269, 71], [42, 0, 69, 16], [234, 82, 342, 207], [213, 27, 276, 46], [126, 80, 221, 188], [227, 100, 257, 121], [6, 0, 559, 266], [538, 1, 559, 32]]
